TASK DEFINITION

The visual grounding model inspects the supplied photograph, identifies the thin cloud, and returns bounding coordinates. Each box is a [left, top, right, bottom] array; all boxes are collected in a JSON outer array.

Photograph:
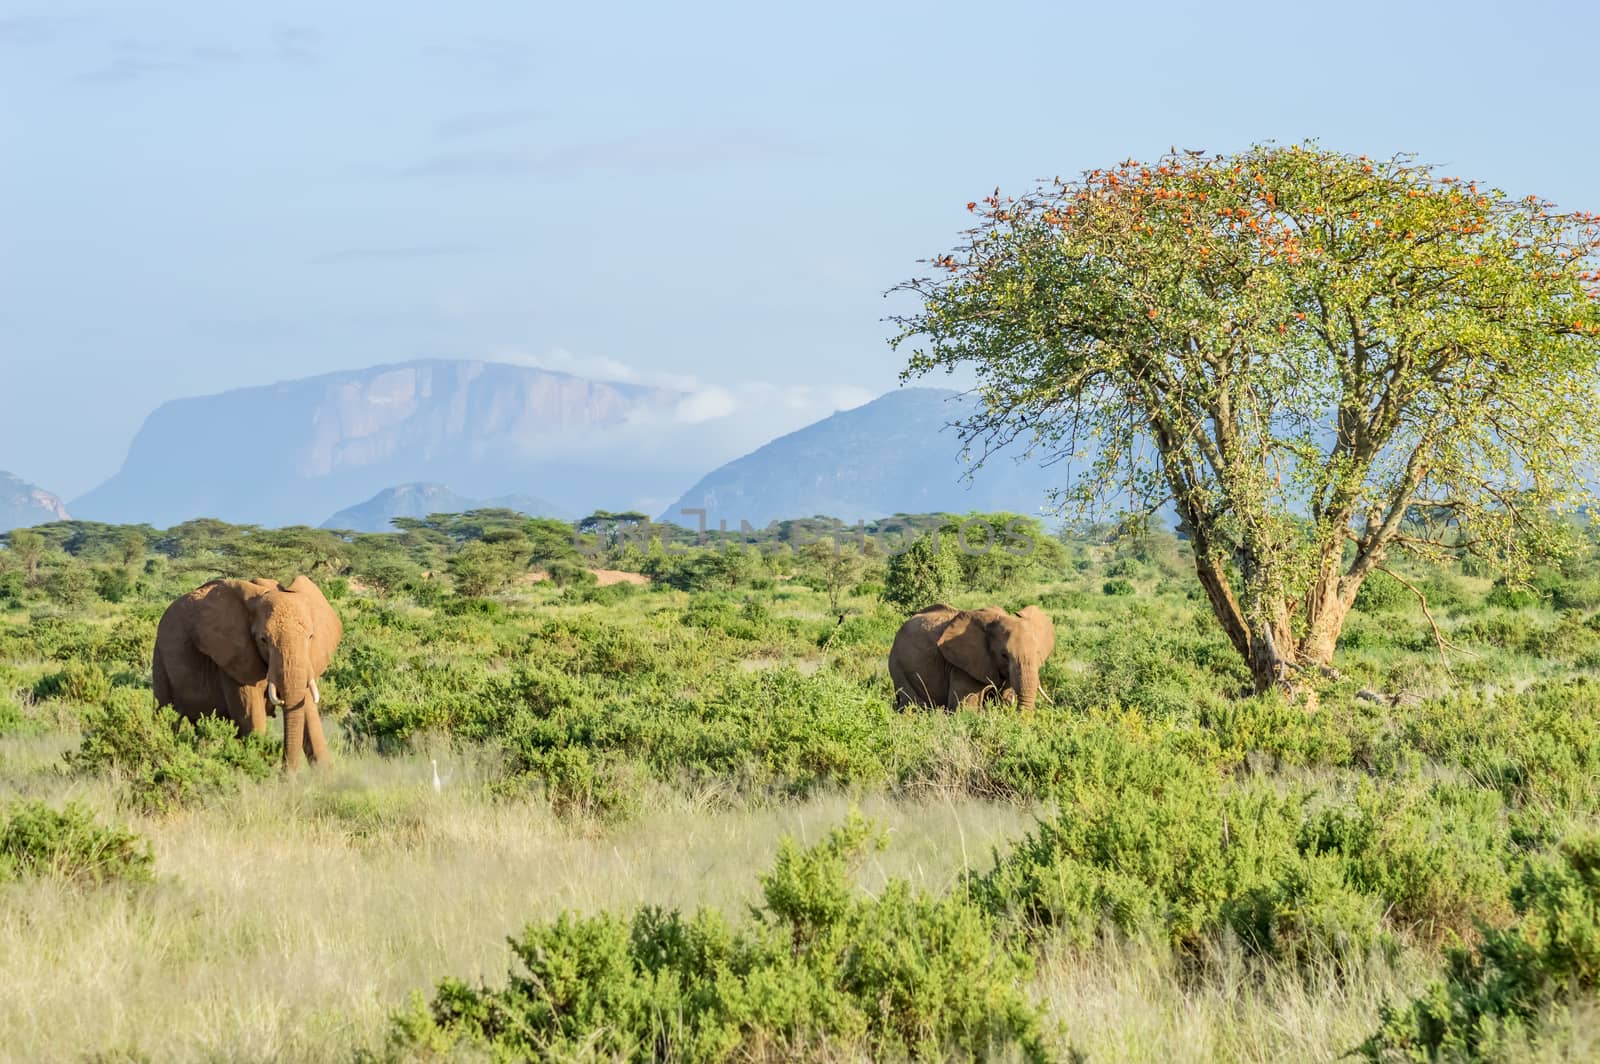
[[393, 130, 809, 180], [433, 108, 546, 140], [493, 348, 698, 392], [0, 14, 78, 46], [273, 25, 320, 67], [309, 243, 482, 266], [426, 39, 537, 81], [75, 27, 317, 84]]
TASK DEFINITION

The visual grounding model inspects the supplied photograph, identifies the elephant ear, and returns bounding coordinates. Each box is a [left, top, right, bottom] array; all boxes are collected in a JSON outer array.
[[936, 611, 1000, 684], [192, 580, 269, 685], [287, 576, 343, 675], [1018, 605, 1057, 658]]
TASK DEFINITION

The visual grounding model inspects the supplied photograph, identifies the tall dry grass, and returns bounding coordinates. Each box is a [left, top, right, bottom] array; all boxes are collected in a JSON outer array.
[[0, 739, 1035, 1062]]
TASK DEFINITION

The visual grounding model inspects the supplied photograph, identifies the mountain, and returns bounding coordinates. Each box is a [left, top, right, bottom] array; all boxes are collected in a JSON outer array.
[[661, 388, 1064, 528], [0, 471, 71, 532], [321, 483, 568, 532], [72, 360, 689, 528]]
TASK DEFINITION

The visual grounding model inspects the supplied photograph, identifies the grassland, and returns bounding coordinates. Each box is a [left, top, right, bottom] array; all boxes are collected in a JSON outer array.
[[5, 515, 1600, 1060]]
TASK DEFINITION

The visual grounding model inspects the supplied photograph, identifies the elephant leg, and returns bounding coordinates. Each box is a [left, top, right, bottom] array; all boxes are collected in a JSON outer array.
[[152, 649, 173, 708], [304, 698, 330, 765], [946, 669, 992, 711]]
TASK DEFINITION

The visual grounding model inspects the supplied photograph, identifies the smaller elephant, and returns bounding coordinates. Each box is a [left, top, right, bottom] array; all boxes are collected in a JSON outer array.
[[888, 604, 1056, 711], [152, 576, 343, 769]]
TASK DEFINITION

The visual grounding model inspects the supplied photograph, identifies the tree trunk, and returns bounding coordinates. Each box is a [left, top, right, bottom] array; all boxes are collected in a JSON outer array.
[[1299, 566, 1355, 667], [1246, 609, 1298, 695]]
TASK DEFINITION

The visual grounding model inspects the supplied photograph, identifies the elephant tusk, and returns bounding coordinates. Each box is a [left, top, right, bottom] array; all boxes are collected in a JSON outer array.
[[310, 678, 321, 705], [267, 682, 283, 708]]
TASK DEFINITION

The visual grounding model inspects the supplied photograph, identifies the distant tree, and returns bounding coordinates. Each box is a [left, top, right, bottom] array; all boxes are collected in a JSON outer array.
[[896, 144, 1600, 692], [44, 562, 94, 606], [448, 541, 519, 597], [119, 530, 147, 570], [881, 533, 960, 613], [4, 529, 46, 585], [797, 541, 872, 618]]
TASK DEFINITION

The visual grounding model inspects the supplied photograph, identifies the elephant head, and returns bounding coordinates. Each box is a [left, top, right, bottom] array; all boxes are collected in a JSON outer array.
[[245, 577, 340, 768], [936, 605, 1056, 710]]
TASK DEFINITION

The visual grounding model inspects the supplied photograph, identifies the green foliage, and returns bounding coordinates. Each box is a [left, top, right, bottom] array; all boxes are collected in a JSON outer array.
[[895, 143, 1600, 690], [34, 661, 112, 704], [1355, 571, 1409, 612], [68, 691, 278, 814], [543, 559, 595, 587], [446, 540, 520, 597], [1101, 577, 1135, 596], [0, 800, 153, 885], [881, 533, 960, 612], [95, 566, 135, 604], [43, 562, 95, 607], [1485, 579, 1541, 610], [1361, 835, 1600, 1062], [381, 814, 1051, 1063]]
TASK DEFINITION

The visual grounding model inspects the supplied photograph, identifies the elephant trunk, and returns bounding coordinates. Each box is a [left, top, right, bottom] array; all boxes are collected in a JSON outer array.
[[1012, 659, 1040, 712], [283, 701, 307, 770], [271, 650, 315, 770]]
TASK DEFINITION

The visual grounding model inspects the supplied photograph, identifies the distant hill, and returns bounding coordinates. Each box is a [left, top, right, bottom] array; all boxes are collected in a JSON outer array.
[[0, 471, 71, 532], [662, 388, 1064, 528], [72, 360, 687, 528], [322, 483, 568, 532]]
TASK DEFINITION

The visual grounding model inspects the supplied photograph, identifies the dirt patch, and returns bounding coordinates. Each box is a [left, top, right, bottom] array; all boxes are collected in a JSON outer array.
[[592, 569, 650, 586], [524, 569, 651, 586], [738, 657, 824, 675]]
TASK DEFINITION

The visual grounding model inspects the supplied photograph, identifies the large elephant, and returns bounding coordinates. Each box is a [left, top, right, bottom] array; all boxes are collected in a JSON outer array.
[[152, 576, 343, 769], [888, 604, 1056, 711]]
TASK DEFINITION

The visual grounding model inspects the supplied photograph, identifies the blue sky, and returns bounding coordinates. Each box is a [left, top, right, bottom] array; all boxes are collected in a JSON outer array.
[[3, 0, 1597, 498]]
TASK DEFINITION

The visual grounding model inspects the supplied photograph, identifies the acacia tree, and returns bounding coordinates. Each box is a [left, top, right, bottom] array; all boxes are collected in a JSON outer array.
[[895, 144, 1600, 693]]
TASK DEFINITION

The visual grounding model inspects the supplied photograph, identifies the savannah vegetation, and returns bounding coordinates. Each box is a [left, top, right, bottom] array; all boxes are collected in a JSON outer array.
[[5, 505, 1600, 1060], [5, 144, 1600, 1062]]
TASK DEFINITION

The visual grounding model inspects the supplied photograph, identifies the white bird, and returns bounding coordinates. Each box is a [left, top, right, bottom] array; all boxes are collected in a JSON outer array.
[[431, 758, 443, 793]]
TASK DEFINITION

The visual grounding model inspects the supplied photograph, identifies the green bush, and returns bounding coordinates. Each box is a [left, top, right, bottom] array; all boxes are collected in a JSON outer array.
[[0, 800, 153, 885], [34, 661, 112, 704], [544, 560, 596, 587], [1360, 834, 1600, 1062], [43, 564, 95, 607], [1485, 579, 1541, 610], [68, 690, 279, 814], [1101, 577, 1135, 596], [881, 534, 960, 612], [1354, 571, 1408, 612], [379, 814, 1051, 1063], [94, 567, 135, 604], [447, 541, 519, 597]]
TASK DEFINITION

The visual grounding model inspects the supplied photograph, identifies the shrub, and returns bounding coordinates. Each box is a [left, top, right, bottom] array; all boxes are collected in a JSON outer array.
[[34, 661, 112, 705], [1354, 571, 1408, 612], [1360, 834, 1600, 1062], [43, 564, 95, 607], [881, 534, 960, 612], [379, 814, 1051, 1063], [1485, 579, 1541, 610], [68, 690, 278, 814], [94, 567, 135, 604], [352, 555, 420, 596], [447, 541, 519, 597], [1101, 577, 1135, 596], [0, 800, 153, 885], [544, 560, 596, 587]]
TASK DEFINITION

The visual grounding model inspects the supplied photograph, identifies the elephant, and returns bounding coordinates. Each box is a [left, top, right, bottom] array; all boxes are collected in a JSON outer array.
[[888, 604, 1056, 711], [152, 576, 343, 769]]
